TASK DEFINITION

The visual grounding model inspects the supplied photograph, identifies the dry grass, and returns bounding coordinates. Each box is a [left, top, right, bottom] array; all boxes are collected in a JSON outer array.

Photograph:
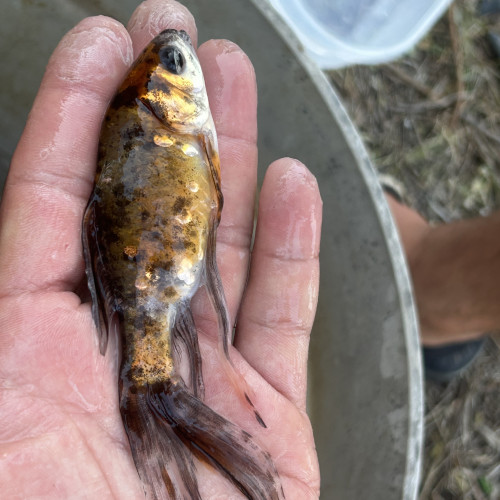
[[420, 338, 500, 499], [327, 0, 500, 498], [329, 0, 500, 223]]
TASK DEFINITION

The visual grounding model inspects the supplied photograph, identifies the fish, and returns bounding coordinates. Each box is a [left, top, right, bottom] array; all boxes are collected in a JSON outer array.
[[82, 29, 285, 500]]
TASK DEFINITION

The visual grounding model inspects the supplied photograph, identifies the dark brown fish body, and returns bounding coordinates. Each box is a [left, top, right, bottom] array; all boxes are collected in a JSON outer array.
[[91, 102, 215, 389], [83, 30, 284, 500]]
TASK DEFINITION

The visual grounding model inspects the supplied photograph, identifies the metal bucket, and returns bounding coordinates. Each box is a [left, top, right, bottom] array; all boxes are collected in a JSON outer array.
[[0, 1, 423, 498]]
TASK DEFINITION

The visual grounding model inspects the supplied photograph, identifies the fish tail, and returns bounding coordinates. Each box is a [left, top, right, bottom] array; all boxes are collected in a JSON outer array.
[[120, 381, 202, 500], [121, 379, 285, 500]]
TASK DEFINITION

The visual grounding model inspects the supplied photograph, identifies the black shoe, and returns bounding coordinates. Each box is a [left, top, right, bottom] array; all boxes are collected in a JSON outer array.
[[423, 338, 485, 382]]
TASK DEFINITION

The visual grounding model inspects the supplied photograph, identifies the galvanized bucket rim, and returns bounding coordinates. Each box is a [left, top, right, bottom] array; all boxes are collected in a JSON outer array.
[[250, 1, 424, 497]]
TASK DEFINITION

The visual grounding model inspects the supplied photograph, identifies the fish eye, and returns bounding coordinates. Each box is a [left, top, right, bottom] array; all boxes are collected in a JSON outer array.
[[159, 46, 185, 75]]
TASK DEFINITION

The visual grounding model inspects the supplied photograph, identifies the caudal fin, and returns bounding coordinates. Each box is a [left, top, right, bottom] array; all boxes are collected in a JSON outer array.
[[120, 382, 201, 500], [120, 380, 285, 500]]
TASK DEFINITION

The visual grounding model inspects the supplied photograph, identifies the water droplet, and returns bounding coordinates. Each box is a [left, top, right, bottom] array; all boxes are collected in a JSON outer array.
[[187, 182, 199, 193], [40, 147, 52, 160]]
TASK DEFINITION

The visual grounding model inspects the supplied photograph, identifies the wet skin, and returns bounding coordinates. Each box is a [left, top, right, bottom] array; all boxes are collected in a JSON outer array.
[[0, 1, 321, 498]]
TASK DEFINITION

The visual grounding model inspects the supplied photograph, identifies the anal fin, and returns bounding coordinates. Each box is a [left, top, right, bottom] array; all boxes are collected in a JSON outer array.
[[200, 130, 265, 426], [171, 303, 205, 400]]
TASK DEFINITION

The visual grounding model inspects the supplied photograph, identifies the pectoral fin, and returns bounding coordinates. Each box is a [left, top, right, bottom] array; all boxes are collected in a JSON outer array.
[[204, 217, 266, 428], [82, 197, 118, 355], [200, 132, 223, 223]]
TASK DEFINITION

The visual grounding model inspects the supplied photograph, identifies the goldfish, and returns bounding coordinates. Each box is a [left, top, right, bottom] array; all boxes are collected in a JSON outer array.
[[82, 29, 284, 500]]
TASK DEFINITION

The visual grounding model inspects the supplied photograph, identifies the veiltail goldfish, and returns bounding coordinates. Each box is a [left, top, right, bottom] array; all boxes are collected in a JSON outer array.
[[82, 29, 284, 500]]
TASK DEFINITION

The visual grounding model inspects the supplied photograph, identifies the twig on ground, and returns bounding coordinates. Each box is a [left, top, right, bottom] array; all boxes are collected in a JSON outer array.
[[419, 455, 449, 499], [389, 93, 466, 113], [385, 63, 438, 99], [462, 113, 500, 146], [448, 4, 467, 125]]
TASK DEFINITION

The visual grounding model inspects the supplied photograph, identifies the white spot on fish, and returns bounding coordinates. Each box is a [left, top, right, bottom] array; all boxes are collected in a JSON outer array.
[[181, 143, 198, 157], [187, 182, 199, 193], [143, 295, 165, 315], [154, 134, 174, 147], [135, 277, 148, 290], [178, 257, 196, 285], [175, 212, 192, 224]]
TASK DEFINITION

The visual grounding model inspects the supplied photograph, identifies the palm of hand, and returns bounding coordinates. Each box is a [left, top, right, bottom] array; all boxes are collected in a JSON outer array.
[[0, 292, 316, 498], [0, 1, 321, 498]]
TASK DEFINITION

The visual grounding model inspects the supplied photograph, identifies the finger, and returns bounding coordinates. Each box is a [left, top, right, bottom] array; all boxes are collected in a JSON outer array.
[[0, 17, 133, 296], [127, 0, 198, 56], [194, 40, 258, 333], [234, 159, 322, 411]]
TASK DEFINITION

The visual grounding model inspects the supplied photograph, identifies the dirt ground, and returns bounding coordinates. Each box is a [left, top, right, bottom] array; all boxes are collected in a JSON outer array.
[[327, 0, 500, 498]]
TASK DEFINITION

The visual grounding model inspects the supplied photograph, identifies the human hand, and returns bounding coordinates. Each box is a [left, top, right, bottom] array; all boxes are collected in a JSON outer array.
[[0, 1, 321, 498]]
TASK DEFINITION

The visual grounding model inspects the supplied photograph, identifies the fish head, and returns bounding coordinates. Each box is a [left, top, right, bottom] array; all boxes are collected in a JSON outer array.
[[139, 29, 210, 134]]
